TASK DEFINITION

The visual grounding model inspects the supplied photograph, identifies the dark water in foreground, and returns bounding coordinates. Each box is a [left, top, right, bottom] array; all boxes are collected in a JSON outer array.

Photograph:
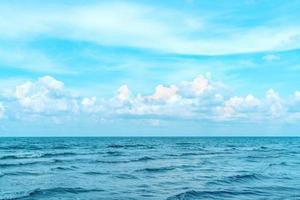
[[1, 137, 300, 200]]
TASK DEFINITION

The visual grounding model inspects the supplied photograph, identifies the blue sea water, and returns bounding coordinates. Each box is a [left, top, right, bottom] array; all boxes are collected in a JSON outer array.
[[1, 137, 300, 200]]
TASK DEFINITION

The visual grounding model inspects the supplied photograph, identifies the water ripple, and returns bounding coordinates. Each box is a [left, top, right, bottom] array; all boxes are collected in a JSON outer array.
[[1, 137, 300, 199]]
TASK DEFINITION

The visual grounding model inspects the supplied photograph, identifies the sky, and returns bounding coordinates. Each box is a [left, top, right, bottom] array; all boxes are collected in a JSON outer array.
[[1, 0, 300, 136]]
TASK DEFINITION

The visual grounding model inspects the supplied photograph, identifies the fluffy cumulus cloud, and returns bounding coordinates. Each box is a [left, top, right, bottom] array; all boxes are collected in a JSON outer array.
[[81, 97, 97, 113], [191, 75, 212, 95], [104, 75, 222, 118], [265, 89, 284, 118], [113, 85, 189, 117], [284, 91, 300, 121], [294, 91, 300, 101], [117, 85, 131, 101], [1, 74, 300, 123], [15, 76, 79, 114], [215, 92, 282, 121], [151, 85, 178, 101], [215, 94, 261, 120]]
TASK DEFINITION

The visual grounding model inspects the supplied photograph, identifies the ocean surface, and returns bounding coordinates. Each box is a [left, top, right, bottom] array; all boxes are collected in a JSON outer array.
[[1, 137, 300, 200]]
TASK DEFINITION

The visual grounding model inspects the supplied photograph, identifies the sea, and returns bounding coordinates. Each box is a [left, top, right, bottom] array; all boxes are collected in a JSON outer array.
[[0, 137, 300, 200]]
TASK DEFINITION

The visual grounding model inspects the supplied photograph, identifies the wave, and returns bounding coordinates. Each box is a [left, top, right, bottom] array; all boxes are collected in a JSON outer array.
[[51, 145, 70, 149], [226, 173, 265, 183], [0, 161, 43, 168], [166, 189, 261, 200], [94, 156, 155, 164], [207, 173, 266, 186], [179, 152, 202, 156], [105, 151, 123, 156], [132, 156, 154, 162], [0, 155, 22, 160], [94, 159, 130, 164], [0, 152, 78, 160], [135, 166, 175, 173], [166, 190, 232, 200], [175, 142, 200, 145], [0, 158, 82, 169], [0, 154, 42, 160], [0, 171, 42, 177], [41, 152, 77, 158], [164, 152, 220, 157], [0, 187, 104, 200], [115, 173, 138, 179], [0, 145, 43, 150], [251, 147, 287, 153], [107, 144, 152, 149], [0, 159, 75, 169], [268, 162, 287, 167], [51, 166, 77, 171], [82, 171, 108, 175]]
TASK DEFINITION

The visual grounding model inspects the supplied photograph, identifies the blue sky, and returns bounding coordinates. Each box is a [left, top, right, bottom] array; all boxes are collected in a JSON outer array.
[[1, 0, 300, 136]]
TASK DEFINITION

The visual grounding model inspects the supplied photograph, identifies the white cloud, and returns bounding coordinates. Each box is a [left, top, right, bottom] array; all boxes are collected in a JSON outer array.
[[102, 74, 222, 118], [3, 74, 300, 124], [38, 76, 64, 91], [294, 91, 300, 101], [82, 97, 96, 107], [15, 76, 78, 114], [15, 81, 33, 100], [262, 54, 281, 62], [81, 97, 97, 113], [117, 85, 131, 101], [151, 85, 178, 101], [0, 103, 4, 119], [266, 89, 284, 118], [285, 91, 300, 121], [178, 74, 223, 99], [215, 90, 286, 120], [191, 75, 212, 95], [215, 94, 261, 120]]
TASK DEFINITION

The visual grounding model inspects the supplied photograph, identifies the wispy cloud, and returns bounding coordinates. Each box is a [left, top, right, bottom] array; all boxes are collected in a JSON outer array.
[[1, 2, 300, 55], [0, 47, 74, 74]]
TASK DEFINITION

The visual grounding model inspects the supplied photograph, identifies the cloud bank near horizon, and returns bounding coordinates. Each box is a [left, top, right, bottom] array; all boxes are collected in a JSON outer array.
[[1, 75, 300, 126]]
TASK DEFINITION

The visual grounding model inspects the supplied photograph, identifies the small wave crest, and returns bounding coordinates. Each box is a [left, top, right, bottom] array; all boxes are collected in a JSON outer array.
[[115, 173, 138, 179], [166, 189, 261, 200], [94, 156, 154, 164], [0, 152, 78, 161], [0, 161, 43, 168], [135, 166, 175, 173], [226, 173, 265, 183], [107, 144, 153, 149], [0, 171, 42, 177], [0, 155, 23, 160], [82, 171, 108, 175], [0, 154, 42, 160], [208, 173, 266, 185], [268, 162, 287, 167], [133, 156, 154, 162], [41, 152, 77, 158], [0, 187, 104, 200], [166, 190, 234, 200], [51, 166, 78, 171], [105, 151, 123, 156]]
